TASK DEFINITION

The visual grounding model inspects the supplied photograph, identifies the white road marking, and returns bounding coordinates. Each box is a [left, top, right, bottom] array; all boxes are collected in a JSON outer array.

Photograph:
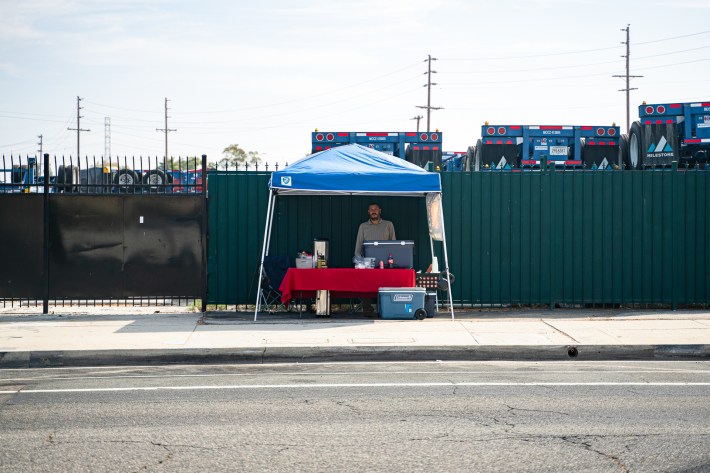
[[1, 382, 710, 394]]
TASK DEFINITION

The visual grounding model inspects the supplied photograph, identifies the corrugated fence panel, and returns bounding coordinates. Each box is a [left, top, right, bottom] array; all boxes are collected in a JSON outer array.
[[208, 170, 709, 307]]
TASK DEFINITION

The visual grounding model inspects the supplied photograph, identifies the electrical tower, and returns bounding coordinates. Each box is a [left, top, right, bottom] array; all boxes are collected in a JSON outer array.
[[156, 97, 177, 161], [410, 115, 423, 132], [416, 55, 443, 132], [105, 117, 111, 159], [613, 25, 643, 134], [67, 96, 90, 158], [37, 134, 44, 172]]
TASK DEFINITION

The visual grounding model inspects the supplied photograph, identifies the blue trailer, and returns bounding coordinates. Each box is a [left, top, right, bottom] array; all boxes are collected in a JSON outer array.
[[311, 130, 443, 169], [441, 151, 468, 172], [628, 101, 710, 169], [472, 124, 623, 171], [0, 157, 38, 193]]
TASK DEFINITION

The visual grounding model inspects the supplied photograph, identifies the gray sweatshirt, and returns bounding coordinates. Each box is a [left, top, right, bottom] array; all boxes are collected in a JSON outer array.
[[354, 219, 396, 257]]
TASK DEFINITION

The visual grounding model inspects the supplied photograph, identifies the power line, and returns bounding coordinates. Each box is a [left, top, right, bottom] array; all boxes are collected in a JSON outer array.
[[441, 29, 710, 61], [83, 100, 162, 114], [0, 114, 68, 123], [441, 45, 710, 75], [636, 29, 710, 45], [633, 57, 710, 71], [0, 138, 38, 149], [177, 61, 424, 114], [441, 45, 622, 61]]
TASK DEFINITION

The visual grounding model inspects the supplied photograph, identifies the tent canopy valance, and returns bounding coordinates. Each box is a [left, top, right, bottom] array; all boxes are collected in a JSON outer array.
[[269, 144, 441, 195]]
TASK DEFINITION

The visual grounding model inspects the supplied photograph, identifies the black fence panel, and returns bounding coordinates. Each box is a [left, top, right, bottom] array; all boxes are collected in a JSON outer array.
[[48, 196, 124, 298], [123, 196, 203, 297], [47, 195, 203, 299], [0, 195, 44, 297]]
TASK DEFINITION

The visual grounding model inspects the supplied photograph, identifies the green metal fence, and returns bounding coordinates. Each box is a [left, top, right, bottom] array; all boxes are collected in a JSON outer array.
[[208, 169, 709, 307]]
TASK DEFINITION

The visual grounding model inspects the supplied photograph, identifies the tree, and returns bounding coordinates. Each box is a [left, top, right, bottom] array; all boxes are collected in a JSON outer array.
[[219, 144, 263, 169], [159, 156, 201, 171]]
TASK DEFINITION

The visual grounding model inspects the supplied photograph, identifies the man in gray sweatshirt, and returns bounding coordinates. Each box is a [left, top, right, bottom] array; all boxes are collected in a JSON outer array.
[[354, 202, 396, 258], [354, 202, 396, 314]]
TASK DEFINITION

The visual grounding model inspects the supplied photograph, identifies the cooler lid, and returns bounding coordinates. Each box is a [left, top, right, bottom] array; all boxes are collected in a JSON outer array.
[[363, 240, 414, 246], [378, 287, 426, 293]]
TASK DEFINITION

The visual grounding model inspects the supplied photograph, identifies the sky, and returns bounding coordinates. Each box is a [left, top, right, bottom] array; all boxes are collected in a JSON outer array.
[[1, 0, 709, 168]]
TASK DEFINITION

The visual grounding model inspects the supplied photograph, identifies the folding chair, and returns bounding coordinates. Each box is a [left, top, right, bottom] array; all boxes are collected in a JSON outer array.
[[259, 255, 291, 313]]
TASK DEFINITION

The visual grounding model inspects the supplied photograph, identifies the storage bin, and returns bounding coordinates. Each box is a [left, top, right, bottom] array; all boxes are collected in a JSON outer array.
[[363, 240, 414, 269], [295, 257, 314, 269]]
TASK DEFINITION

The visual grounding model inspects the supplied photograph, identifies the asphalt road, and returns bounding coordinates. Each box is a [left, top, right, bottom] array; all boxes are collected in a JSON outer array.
[[1, 361, 709, 472]]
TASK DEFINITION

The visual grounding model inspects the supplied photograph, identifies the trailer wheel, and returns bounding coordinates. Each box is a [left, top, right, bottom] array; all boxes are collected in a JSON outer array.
[[57, 165, 78, 193], [142, 169, 168, 193], [414, 308, 427, 320], [474, 139, 483, 171], [465, 146, 475, 172], [619, 134, 630, 169], [628, 121, 644, 170], [114, 169, 142, 193]]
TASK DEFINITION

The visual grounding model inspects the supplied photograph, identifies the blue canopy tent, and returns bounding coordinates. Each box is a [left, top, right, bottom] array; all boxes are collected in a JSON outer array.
[[255, 144, 455, 319]]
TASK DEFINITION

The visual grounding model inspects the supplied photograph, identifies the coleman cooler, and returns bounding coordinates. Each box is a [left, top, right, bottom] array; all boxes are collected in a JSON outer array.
[[378, 287, 427, 320]]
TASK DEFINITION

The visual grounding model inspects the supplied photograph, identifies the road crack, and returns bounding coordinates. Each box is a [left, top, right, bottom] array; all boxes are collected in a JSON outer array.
[[505, 404, 570, 416], [560, 436, 628, 472]]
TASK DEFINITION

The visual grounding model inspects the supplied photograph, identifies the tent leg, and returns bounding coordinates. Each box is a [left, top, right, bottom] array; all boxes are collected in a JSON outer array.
[[254, 191, 276, 321], [428, 235, 440, 312], [439, 202, 455, 320]]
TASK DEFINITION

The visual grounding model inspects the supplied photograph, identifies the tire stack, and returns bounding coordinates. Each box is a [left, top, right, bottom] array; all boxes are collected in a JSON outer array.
[[57, 165, 79, 193]]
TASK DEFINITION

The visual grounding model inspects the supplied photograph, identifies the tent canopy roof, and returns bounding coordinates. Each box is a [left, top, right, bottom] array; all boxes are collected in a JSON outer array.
[[269, 144, 441, 195]]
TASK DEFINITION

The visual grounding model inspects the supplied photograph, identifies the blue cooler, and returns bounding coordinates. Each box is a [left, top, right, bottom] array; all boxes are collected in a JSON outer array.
[[378, 287, 427, 320]]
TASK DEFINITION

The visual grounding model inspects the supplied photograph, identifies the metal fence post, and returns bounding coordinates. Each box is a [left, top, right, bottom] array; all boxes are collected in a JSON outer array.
[[43, 153, 50, 314], [671, 160, 678, 310], [201, 154, 208, 313], [549, 163, 555, 310]]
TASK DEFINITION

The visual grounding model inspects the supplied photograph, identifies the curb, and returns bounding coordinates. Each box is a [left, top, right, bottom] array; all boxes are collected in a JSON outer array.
[[1, 344, 709, 368]]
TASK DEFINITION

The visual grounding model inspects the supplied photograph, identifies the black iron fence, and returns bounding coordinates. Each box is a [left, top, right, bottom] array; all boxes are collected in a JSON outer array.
[[0, 154, 208, 313], [1, 154, 205, 194]]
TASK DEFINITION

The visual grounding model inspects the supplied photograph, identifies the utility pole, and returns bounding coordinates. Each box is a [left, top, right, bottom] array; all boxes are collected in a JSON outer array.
[[410, 115, 423, 132], [416, 55, 443, 132], [613, 25, 643, 134], [156, 97, 177, 161], [104, 117, 111, 160], [67, 96, 90, 158]]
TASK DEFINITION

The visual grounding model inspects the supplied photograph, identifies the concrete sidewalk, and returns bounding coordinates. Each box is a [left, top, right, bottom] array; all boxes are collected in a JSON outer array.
[[1, 308, 710, 367]]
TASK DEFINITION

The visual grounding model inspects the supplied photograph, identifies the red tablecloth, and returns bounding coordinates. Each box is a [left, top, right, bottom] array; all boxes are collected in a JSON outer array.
[[279, 268, 416, 305]]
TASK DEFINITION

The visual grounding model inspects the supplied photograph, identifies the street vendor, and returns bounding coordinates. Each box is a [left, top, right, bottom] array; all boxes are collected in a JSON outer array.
[[354, 202, 396, 257], [354, 202, 396, 315]]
